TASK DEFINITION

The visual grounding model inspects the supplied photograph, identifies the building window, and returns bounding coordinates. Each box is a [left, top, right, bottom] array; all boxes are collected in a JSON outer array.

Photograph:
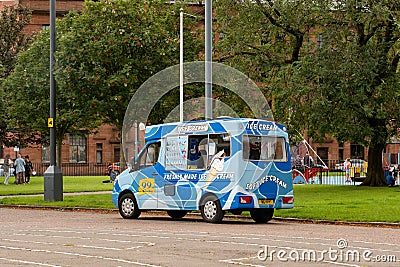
[[69, 135, 87, 163], [96, 143, 103, 164], [42, 145, 50, 163], [114, 147, 120, 163], [316, 147, 328, 165], [42, 25, 50, 30], [350, 144, 364, 159]]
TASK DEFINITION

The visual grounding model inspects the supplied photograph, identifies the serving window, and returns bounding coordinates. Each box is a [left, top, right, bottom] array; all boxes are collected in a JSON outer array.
[[165, 133, 231, 170], [242, 135, 287, 162]]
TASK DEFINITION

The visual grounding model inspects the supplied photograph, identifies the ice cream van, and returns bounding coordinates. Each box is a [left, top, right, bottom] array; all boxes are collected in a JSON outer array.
[[112, 117, 294, 223]]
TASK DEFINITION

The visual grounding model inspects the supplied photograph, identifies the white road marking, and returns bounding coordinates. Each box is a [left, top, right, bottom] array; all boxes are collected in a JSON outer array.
[[0, 257, 61, 267], [0, 245, 161, 267]]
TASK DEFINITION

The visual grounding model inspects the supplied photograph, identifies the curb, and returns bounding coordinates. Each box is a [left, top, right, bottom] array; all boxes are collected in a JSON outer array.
[[1, 203, 399, 228]]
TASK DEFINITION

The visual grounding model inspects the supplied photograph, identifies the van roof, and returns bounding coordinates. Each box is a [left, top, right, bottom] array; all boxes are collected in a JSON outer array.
[[144, 118, 287, 141]]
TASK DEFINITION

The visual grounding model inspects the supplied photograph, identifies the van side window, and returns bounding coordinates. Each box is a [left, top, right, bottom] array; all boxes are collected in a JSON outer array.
[[138, 142, 160, 169], [243, 135, 287, 162], [187, 133, 230, 170]]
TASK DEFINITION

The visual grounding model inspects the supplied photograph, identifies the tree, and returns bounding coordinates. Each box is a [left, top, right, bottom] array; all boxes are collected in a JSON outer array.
[[215, 1, 400, 186], [55, 0, 201, 165], [0, 5, 31, 79], [274, 2, 400, 186], [0, 5, 31, 146], [4, 27, 101, 166]]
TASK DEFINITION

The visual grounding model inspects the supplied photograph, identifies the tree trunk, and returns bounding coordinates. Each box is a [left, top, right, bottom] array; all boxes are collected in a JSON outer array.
[[361, 140, 386, 186], [120, 146, 126, 171], [118, 125, 126, 171]]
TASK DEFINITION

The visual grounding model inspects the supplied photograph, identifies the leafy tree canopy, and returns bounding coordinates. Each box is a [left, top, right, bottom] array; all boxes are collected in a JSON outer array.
[[0, 5, 31, 146], [56, 0, 201, 129], [215, 0, 400, 185]]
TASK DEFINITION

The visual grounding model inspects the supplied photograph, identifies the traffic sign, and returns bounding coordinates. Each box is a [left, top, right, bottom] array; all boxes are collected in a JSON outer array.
[[48, 118, 54, 128]]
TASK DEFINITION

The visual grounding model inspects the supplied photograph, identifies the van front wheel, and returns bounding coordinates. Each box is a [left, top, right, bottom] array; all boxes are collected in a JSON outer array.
[[250, 208, 274, 223], [119, 193, 141, 219], [201, 196, 224, 223]]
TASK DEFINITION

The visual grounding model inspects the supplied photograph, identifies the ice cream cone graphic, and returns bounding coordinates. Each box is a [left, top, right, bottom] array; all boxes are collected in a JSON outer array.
[[205, 150, 225, 188]]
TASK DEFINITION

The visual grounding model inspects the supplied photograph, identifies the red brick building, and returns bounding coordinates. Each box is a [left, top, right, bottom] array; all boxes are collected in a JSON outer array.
[[1, 0, 85, 35]]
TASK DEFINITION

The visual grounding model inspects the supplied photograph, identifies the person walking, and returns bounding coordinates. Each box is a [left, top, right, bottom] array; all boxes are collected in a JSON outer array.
[[25, 155, 33, 184], [3, 154, 12, 185], [14, 154, 26, 184]]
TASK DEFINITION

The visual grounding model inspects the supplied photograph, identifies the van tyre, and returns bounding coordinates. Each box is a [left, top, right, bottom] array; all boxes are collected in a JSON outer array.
[[167, 210, 188, 219], [201, 195, 224, 223], [119, 193, 141, 219], [250, 208, 274, 223]]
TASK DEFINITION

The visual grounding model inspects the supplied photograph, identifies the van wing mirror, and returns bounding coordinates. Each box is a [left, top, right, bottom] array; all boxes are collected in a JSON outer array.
[[130, 161, 140, 172]]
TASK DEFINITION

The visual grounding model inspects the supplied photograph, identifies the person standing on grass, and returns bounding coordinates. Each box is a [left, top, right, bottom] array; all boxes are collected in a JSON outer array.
[[3, 154, 12, 185], [14, 154, 26, 184], [345, 158, 352, 182], [25, 155, 33, 184]]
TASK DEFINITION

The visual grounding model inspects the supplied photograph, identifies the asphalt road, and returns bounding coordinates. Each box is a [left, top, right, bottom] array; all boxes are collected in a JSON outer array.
[[0, 208, 399, 267]]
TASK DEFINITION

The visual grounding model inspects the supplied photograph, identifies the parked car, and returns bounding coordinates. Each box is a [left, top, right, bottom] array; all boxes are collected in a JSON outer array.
[[0, 164, 15, 177], [335, 159, 366, 171]]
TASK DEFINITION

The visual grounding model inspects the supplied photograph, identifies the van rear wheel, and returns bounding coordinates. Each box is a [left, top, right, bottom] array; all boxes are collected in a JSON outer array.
[[119, 193, 141, 219], [167, 210, 188, 219], [250, 208, 274, 223], [201, 195, 224, 223]]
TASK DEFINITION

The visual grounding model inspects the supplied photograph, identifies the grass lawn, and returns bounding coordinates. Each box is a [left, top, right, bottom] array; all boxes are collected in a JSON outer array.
[[0, 176, 113, 195], [1, 176, 399, 223], [275, 185, 400, 223]]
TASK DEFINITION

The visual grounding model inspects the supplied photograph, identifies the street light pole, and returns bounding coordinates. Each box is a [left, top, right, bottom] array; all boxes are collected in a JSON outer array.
[[49, 0, 56, 168], [180, 8, 184, 123], [44, 0, 63, 201], [205, 0, 212, 120]]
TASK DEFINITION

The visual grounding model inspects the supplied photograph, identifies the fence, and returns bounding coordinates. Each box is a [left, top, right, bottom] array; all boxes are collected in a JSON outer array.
[[31, 163, 109, 176], [297, 170, 359, 185], [293, 168, 400, 186]]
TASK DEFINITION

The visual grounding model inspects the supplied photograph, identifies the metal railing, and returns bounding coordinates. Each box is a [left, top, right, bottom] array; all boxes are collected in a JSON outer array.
[[31, 163, 109, 176]]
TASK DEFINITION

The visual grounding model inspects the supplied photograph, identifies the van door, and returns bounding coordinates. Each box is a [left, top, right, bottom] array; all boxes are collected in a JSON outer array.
[[133, 142, 162, 209]]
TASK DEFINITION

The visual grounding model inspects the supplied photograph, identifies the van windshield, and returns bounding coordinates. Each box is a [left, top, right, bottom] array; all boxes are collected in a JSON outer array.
[[242, 135, 287, 162]]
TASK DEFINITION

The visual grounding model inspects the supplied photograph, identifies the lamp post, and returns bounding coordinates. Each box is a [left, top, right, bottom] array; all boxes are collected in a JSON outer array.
[[179, 9, 198, 122], [205, 0, 212, 120], [180, 8, 184, 123], [44, 0, 63, 201]]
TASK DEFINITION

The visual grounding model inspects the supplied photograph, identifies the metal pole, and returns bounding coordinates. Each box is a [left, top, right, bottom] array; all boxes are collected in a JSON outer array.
[[44, 0, 63, 201], [180, 8, 184, 123], [205, 0, 212, 120], [135, 121, 139, 157], [49, 0, 56, 166]]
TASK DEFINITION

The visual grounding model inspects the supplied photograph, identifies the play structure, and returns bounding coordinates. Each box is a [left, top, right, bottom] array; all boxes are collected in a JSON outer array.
[[291, 138, 329, 184], [292, 166, 329, 184]]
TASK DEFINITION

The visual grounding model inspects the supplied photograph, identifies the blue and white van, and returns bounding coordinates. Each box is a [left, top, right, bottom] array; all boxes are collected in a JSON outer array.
[[112, 117, 294, 223]]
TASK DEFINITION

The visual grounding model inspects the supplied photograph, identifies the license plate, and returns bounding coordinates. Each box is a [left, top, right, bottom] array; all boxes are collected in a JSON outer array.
[[258, 199, 274, 205]]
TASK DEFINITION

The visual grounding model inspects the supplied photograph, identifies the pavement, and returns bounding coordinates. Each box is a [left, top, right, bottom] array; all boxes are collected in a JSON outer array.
[[1, 191, 399, 228]]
